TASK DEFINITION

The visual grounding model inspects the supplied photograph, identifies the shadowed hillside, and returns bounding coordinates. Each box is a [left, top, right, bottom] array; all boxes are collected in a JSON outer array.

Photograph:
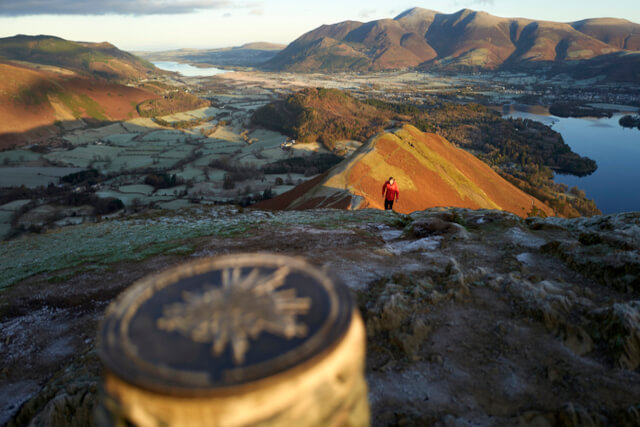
[[0, 35, 213, 147], [0, 62, 157, 147], [256, 125, 553, 217], [264, 7, 640, 81]]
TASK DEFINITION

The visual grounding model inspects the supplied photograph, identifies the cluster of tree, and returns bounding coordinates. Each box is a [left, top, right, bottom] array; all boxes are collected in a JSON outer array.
[[210, 152, 342, 191], [136, 91, 209, 118], [144, 173, 184, 189], [3, 183, 125, 239], [61, 192, 124, 215], [209, 157, 264, 187], [262, 154, 342, 176], [233, 187, 275, 207], [619, 115, 640, 130], [500, 168, 600, 218], [60, 169, 102, 185], [153, 115, 216, 130], [251, 88, 392, 150], [549, 102, 614, 118]]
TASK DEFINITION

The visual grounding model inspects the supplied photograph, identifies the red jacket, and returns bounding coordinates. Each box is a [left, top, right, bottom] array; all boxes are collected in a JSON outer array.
[[382, 181, 399, 201]]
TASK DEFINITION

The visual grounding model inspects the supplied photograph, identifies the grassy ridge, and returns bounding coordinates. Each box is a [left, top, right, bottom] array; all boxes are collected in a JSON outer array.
[[252, 89, 600, 217], [0, 35, 155, 81]]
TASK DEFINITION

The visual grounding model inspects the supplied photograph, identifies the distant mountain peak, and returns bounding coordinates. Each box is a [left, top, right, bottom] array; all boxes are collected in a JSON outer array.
[[265, 8, 640, 82], [573, 17, 637, 26], [394, 7, 439, 20]]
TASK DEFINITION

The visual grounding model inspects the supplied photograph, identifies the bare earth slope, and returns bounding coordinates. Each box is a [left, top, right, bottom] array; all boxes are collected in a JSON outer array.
[[256, 125, 553, 217], [265, 7, 640, 80]]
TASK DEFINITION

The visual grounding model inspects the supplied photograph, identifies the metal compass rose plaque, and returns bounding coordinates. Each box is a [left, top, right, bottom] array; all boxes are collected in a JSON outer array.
[[98, 253, 354, 396]]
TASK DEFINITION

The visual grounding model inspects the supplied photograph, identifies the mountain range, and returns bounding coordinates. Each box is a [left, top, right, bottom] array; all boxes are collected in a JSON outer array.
[[265, 7, 640, 80], [139, 42, 286, 67]]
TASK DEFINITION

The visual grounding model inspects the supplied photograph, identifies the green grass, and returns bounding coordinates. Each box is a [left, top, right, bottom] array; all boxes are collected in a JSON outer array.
[[56, 91, 107, 121], [56, 91, 83, 118], [77, 94, 107, 121]]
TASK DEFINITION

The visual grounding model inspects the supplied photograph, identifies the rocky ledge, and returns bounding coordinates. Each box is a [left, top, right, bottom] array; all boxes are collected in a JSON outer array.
[[0, 207, 639, 426]]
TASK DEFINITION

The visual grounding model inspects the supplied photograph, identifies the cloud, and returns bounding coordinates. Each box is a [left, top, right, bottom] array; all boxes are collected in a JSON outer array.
[[249, 7, 263, 16], [452, 0, 495, 7], [0, 0, 235, 16], [359, 9, 377, 19]]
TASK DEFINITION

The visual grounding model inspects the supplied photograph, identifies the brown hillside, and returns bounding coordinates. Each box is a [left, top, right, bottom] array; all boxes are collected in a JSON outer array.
[[265, 7, 639, 79], [256, 125, 553, 218], [0, 62, 156, 147], [0, 35, 156, 81], [251, 88, 395, 150], [343, 19, 437, 69], [572, 18, 640, 51], [423, 9, 518, 68]]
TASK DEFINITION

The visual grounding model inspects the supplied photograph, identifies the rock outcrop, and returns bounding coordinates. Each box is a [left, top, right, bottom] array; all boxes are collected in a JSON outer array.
[[0, 207, 639, 425]]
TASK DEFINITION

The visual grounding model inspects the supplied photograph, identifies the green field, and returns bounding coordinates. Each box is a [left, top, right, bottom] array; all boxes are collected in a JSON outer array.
[[0, 167, 86, 187], [2, 102, 330, 239]]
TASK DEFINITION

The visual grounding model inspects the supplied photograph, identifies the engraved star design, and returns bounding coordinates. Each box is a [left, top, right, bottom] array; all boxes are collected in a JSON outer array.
[[157, 266, 311, 365]]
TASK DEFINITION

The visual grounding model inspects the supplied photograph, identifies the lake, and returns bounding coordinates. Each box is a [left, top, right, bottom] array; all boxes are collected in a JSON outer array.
[[153, 61, 230, 77], [504, 106, 640, 214]]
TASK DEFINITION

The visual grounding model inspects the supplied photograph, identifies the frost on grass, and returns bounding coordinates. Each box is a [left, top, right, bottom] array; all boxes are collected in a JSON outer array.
[[0, 207, 390, 290]]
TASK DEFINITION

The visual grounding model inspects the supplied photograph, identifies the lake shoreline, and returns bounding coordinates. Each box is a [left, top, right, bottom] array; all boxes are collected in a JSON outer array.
[[153, 61, 232, 77], [503, 106, 640, 214]]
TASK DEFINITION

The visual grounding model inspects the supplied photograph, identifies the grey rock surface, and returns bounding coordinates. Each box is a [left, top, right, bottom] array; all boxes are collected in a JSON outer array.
[[1, 207, 639, 426]]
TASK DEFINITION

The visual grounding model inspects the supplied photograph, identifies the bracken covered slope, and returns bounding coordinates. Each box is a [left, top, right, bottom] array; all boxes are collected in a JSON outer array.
[[256, 124, 553, 217], [0, 35, 155, 81], [0, 62, 157, 147]]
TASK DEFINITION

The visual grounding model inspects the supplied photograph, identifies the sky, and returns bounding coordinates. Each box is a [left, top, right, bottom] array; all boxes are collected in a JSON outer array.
[[0, 0, 638, 51]]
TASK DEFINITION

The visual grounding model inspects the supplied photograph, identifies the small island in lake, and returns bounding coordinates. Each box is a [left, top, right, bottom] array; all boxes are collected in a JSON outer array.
[[549, 102, 615, 118], [619, 114, 640, 130]]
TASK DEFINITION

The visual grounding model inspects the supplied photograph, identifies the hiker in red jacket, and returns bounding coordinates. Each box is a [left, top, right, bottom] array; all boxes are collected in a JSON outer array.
[[382, 177, 399, 210]]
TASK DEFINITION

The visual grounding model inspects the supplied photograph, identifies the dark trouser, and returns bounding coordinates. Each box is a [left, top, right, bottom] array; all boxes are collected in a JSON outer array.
[[384, 199, 394, 210]]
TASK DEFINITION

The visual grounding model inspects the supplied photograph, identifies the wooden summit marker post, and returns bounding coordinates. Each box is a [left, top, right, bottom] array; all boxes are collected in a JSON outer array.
[[96, 253, 370, 426]]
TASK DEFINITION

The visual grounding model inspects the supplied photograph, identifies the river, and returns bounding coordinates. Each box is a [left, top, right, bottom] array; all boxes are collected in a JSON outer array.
[[503, 105, 640, 214], [153, 61, 230, 77]]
